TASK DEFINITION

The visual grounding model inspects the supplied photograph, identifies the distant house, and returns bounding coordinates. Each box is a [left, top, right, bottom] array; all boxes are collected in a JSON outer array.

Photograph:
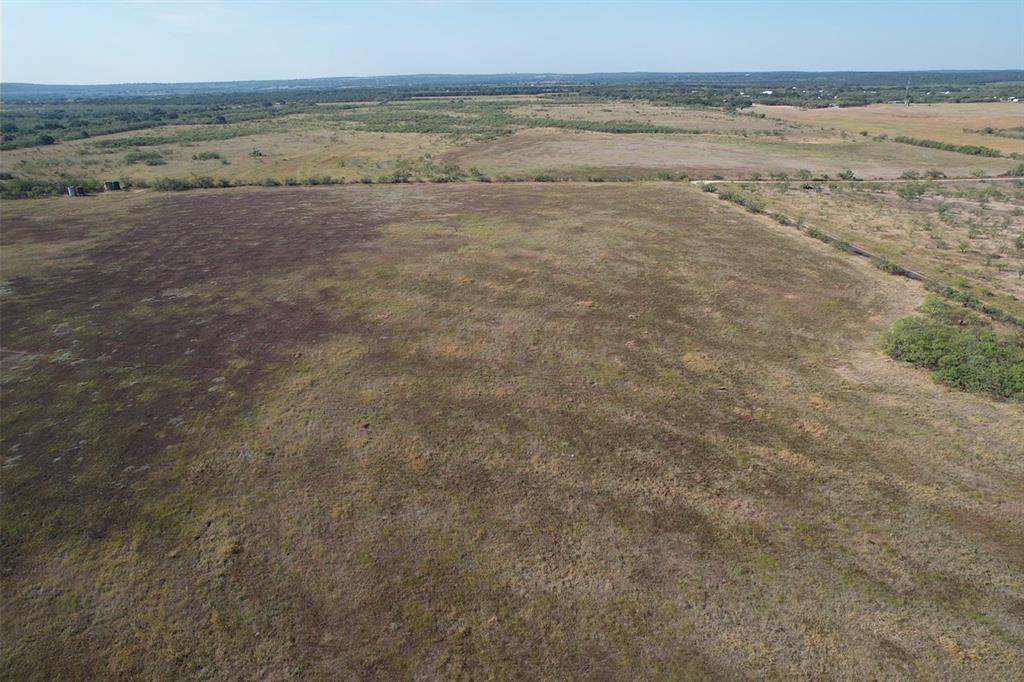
[[761, 90, 774, 95]]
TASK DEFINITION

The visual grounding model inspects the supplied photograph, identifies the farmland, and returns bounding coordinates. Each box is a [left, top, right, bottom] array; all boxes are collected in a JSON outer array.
[[2, 78, 1024, 679], [4, 96, 1023, 197], [754, 102, 1024, 155]]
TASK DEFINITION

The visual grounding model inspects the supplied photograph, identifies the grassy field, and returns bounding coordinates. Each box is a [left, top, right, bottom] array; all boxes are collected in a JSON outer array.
[[722, 179, 1024, 319], [5, 98, 1023, 195], [441, 127, 1020, 180], [3, 183, 1023, 678], [753, 102, 1024, 155]]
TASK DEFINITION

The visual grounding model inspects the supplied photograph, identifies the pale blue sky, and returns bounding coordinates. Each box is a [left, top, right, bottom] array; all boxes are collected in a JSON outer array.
[[2, 0, 1021, 84]]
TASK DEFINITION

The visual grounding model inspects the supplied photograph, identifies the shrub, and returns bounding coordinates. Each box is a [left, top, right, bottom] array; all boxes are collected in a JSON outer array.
[[715, 184, 766, 213], [881, 299, 1024, 400], [192, 151, 223, 160], [872, 256, 901, 274], [152, 177, 192, 191], [151, 176, 217, 191], [124, 150, 166, 166], [837, 169, 857, 180], [897, 183, 926, 201], [891, 136, 1003, 157]]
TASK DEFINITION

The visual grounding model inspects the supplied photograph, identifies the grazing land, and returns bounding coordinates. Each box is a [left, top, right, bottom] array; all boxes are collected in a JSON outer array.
[[3, 184, 1023, 678], [723, 179, 1024, 318], [754, 102, 1024, 155], [4, 96, 1023, 196], [2, 73, 1024, 678]]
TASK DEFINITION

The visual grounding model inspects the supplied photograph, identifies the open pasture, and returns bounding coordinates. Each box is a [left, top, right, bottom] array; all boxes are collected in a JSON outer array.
[[753, 102, 1024, 155], [736, 179, 1024, 318], [442, 126, 1021, 180], [6, 99, 1023, 196], [2, 183, 1022, 678]]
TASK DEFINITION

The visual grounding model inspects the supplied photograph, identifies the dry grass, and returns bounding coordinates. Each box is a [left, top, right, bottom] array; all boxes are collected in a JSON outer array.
[[1, 116, 456, 185], [3, 184, 1022, 678], [7, 99, 1021, 193], [509, 98, 803, 135], [745, 180, 1024, 318], [753, 102, 1024, 155], [442, 127, 1020, 180]]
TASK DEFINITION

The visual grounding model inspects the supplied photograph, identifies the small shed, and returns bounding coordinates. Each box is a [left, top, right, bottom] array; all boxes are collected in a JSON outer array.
[[103, 180, 121, 191], [66, 186, 84, 197]]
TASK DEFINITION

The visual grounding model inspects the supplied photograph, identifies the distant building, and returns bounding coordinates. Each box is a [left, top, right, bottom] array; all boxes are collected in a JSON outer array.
[[761, 90, 773, 95]]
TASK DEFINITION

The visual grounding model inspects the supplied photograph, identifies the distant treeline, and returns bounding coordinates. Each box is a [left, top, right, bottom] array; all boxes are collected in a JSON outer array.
[[4, 70, 1021, 100], [2, 71, 1021, 150]]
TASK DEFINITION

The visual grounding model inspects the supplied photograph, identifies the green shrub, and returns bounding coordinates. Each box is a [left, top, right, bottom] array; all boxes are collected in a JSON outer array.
[[881, 299, 1024, 400], [891, 136, 1003, 157], [715, 184, 766, 213], [192, 151, 223, 160], [151, 176, 216, 191], [124, 150, 166, 166], [897, 183, 926, 201], [872, 256, 901, 274]]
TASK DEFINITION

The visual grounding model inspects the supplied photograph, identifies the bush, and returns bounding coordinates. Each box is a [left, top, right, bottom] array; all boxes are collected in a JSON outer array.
[[881, 299, 1024, 400], [872, 256, 901, 274], [151, 176, 216, 191], [124, 150, 166, 166], [891, 136, 1003, 157], [192, 151, 223, 160], [837, 169, 857, 180], [897, 183, 926, 201], [715, 184, 766, 213]]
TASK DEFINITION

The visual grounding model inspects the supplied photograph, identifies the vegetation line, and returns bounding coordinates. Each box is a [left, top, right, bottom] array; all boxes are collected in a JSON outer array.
[[890, 135, 1018, 159], [702, 183, 1024, 330]]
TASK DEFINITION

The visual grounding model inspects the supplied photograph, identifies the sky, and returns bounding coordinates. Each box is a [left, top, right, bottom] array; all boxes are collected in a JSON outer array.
[[1, 0, 1022, 85]]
